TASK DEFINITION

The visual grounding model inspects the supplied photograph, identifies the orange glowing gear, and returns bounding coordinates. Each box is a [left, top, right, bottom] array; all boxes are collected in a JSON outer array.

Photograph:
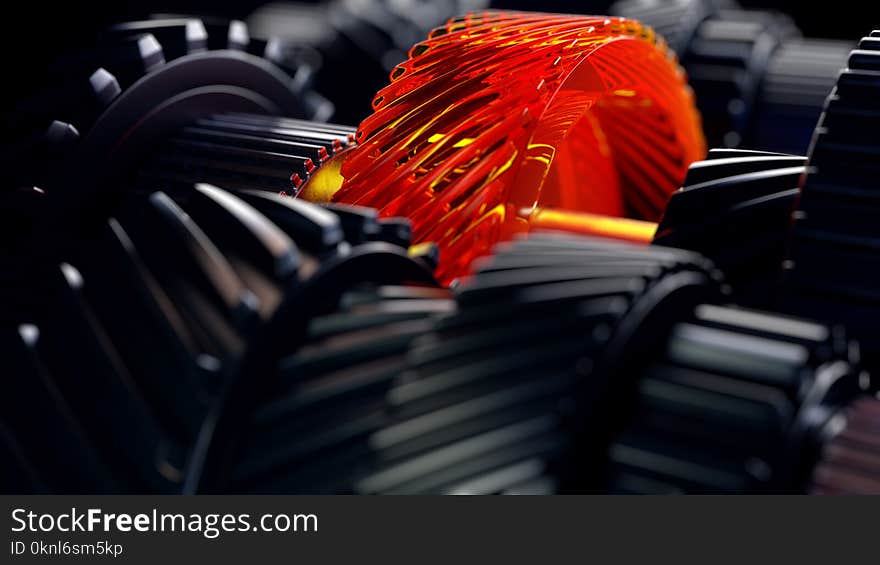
[[309, 11, 705, 283]]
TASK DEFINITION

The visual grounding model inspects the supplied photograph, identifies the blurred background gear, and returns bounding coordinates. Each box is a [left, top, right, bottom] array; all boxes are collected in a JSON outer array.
[[247, 0, 491, 123], [607, 0, 853, 154]]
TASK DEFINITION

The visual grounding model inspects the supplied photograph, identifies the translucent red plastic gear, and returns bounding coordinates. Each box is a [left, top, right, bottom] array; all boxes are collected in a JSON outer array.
[[321, 11, 706, 284]]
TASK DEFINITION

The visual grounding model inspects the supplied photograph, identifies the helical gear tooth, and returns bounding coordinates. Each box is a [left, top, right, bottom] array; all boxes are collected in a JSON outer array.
[[654, 149, 806, 306]]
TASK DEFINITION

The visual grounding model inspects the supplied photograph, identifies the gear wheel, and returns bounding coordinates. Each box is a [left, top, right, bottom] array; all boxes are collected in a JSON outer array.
[[782, 30, 880, 370]]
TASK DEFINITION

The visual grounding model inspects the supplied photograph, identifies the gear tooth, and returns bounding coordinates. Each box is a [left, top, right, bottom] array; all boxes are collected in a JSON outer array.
[[654, 150, 805, 306], [87, 68, 121, 107], [375, 218, 412, 248], [706, 148, 797, 160], [849, 49, 880, 71], [44, 120, 80, 151], [857, 37, 880, 51], [2, 120, 79, 195], [680, 151, 806, 187], [234, 190, 346, 255], [186, 183, 302, 285], [226, 20, 251, 51], [319, 203, 382, 244]]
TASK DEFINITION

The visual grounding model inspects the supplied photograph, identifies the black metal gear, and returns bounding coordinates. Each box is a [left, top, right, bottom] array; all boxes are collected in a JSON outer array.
[[353, 234, 723, 493], [654, 147, 806, 307], [247, 0, 490, 123], [607, 303, 859, 493], [1, 179, 444, 493], [782, 30, 880, 371]]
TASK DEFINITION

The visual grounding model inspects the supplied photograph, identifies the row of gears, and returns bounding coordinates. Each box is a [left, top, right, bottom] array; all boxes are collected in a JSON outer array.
[[2, 9, 880, 493]]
